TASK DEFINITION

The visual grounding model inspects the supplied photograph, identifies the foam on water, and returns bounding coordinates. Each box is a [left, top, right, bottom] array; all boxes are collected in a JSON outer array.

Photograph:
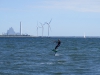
[[55, 53, 60, 56]]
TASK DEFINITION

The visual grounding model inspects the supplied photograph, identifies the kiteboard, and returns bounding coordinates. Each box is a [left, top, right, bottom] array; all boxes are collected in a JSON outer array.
[[52, 49, 57, 53]]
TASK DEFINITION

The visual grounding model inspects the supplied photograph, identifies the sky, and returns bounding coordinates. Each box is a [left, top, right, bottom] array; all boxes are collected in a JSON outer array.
[[0, 0, 100, 36]]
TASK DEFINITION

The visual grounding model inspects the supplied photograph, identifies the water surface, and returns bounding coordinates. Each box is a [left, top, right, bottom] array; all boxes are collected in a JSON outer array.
[[0, 37, 100, 75]]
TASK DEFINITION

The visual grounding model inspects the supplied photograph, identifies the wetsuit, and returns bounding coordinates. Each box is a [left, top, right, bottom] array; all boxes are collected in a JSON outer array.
[[55, 40, 61, 49]]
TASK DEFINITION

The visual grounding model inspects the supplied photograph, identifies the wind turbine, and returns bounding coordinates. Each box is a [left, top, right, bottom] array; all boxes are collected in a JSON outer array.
[[40, 22, 45, 37], [36, 21, 39, 37], [37, 22, 43, 37], [45, 19, 52, 37], [37, 21, 45, 37]]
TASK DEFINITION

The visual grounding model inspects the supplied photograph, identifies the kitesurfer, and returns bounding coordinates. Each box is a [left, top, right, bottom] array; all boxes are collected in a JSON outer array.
[[55, 39, 61, 49]]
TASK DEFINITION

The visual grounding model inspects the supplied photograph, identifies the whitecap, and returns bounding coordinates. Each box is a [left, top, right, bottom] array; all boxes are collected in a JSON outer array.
[[55, 53, 60, 56]]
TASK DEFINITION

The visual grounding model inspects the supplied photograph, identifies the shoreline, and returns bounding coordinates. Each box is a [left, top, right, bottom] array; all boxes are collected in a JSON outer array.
[[0, 35, 100, 38], [0, 35, 36, 37]]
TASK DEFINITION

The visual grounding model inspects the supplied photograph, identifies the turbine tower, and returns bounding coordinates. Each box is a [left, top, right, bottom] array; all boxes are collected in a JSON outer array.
[[36, 21, 42, 37], [45, 19, 52, 37], [40, 22, 45, 37]]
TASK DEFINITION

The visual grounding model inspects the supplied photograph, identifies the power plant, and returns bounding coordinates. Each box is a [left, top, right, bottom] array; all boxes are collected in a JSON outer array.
[[1, 22, 31, 37]]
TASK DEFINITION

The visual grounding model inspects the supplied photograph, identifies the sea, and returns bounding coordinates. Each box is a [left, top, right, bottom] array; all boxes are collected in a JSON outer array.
[[0, 37, 100, 75]]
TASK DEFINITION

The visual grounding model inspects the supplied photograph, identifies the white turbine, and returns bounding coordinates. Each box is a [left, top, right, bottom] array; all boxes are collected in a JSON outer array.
[[40, 22, 45, 37], [45, 19, 52, 37], [36, 22, 39, 36], [36, 21, 41, 36]]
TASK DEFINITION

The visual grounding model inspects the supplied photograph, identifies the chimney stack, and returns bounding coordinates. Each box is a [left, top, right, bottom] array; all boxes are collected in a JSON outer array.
[[20, 22, 21, 35]]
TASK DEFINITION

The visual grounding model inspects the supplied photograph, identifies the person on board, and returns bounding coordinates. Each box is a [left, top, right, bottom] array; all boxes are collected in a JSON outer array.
[[55, 39, 61, 50]]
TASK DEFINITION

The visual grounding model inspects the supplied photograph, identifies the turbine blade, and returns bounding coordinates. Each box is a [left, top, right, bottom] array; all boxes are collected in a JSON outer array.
[[39, 22, 42, 25], [44, 22, 46, 24], [43, 22, 45, 25], [49, 19, 52, 24]]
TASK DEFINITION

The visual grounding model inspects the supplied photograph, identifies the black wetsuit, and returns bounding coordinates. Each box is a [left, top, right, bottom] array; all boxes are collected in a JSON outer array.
[[55, 40, 61, 49]]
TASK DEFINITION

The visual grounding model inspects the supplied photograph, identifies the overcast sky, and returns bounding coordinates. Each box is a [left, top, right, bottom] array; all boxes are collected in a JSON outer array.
[[0, 0, 100, 36]]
